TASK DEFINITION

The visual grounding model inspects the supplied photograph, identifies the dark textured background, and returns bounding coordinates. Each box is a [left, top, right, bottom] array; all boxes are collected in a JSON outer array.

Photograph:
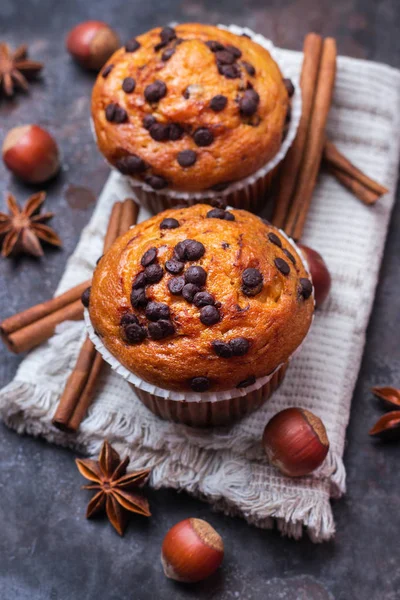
[[1, 1, 399, 599]]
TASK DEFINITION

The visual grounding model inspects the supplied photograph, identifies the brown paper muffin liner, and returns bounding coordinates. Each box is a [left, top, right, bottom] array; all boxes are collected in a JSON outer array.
[[132, 362, 288, 427], [129, 165, 278, 215]]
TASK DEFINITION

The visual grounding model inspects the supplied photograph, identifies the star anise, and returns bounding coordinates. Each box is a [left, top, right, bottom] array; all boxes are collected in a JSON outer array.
[[76, 440, 151, 536], [0, 192, 61, 258], [369, 387, 400, 440], [0, 42, 43, 97]]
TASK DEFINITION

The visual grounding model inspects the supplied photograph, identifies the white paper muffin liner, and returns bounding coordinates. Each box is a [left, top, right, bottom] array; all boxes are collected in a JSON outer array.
[[91, 24, 302, 211], [84, 230, 313, 404]]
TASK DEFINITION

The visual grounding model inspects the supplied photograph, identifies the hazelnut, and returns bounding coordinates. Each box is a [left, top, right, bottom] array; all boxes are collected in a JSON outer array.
[[262, 407, 329, 477], [299, 244, 332, 307], [161, 518, 224, 582], [66, 21, 120, 71], [2, 125, 59, 184]]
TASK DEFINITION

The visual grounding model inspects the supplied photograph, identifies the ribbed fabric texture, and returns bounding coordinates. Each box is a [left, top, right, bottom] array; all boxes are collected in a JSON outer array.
[[1, 49, 400, 541]]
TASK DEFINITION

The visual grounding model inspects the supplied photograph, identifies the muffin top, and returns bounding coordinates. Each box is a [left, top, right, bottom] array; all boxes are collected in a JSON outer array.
[[91, 23, 290, 193], [88, 204, 314, 393]]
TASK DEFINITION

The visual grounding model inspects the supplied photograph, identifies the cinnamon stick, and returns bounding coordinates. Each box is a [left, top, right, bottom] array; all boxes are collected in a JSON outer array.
[[326, 164, 380, 205], [272, 33, 323, 229], [0, 279, 91, 338], [66, 352, 104, 432], [4, 299, 84, 354], [52, 198, 139, 432], [119, 197, 139, 235], [323, 139, 388, 197], [103, 201, 122, 251], [285, 38, 337, 240], [52, 337, 98, 431]]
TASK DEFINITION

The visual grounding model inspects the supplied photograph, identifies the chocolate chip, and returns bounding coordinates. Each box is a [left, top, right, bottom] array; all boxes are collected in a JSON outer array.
[[161, 47, 175, 61], [148, 319, 175, 340], [185, 240, 206, 261], [242, 268, 263, 288], [206, 208, 235, 221], [205, 40, 225, 52], [102, 64, 114, 78], [168, 123, 184, 141], [210, 197, 228, 208], [160, 218, 180, 230], [212, 340, 232, 358], [299, 278, 313, 300], [173, 240, 190, 260], [182, 87, 190, 99], [283, 78, 295, 97], [283, 248, 296, 265], [131, 287, 148, 308], [242, 61, 255, 76], [81, 286, 91, 308], [285, 105, 292, 123], [193, 128, 214, 147], [174, 239, 205, 261], [185, 265, 207, 286], [165, 259, 184, 274], [236, 375, 256, 388], [105, 103, 117, 122], [149, 123, 170, 141], [144, 80, 167, 103], [120, 313, 139, 326], [193, 291, 215, 308], [116, 154, 147, 174], [122, 77, 136, 93], [145, 175, 168, 189], [125, 38, 140, 52], [141, 247, 157, 267], [132, 271, 147, 289], [145, 263, 164, 283], [200, 305, 220, 326], [182, 283, 201, 303], [168, 275, 185, 294], [114, 106, 128, 123], [275, 257, 290, 276], [215, 50, 236, 65], [221, 242, 230, 249], [229, 337, 250, 356], [145, 301, 170, 321], [218, 63, 241, 79], [225, 44, 242, 58], [124, 323, 147, 344], [160, 26, 176, 45], [143, 115, 157, 130], [268, 232, 282, 248], [177, 150, 197, 167], [239, 89, 260, 117], [210, 95, 227, 112]]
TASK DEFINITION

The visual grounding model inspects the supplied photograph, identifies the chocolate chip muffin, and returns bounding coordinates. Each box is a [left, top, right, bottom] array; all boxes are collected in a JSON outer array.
[[91, 24, 295, 213], [88, 204, 313, 396]]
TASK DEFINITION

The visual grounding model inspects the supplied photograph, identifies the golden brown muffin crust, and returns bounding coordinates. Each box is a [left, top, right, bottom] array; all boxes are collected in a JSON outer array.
[[89, 205, 314, 393], [91, 24, 289, 192]]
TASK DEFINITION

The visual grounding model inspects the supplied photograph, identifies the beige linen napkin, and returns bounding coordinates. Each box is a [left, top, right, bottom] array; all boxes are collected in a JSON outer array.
[[1, 44, 400, 542]]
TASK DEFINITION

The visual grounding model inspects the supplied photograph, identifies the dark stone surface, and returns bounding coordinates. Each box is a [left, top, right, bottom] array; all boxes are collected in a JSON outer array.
[[1, 1, 400, 598]]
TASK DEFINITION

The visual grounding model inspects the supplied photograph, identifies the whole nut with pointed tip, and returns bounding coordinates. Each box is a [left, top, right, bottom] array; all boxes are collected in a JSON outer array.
[[262, 407, 329, 477], [161, 518, 224, 582], [2, 125, 60, 184], [66, 21, 120, 71]]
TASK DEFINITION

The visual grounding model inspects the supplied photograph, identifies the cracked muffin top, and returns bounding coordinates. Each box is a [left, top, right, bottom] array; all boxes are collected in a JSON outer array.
[[88, 204, 314, 393], [91, 23, 290, 193]]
